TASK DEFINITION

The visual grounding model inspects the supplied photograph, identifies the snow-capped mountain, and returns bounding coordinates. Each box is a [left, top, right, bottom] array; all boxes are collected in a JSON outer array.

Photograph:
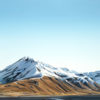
[[0, 57, 97, 87]]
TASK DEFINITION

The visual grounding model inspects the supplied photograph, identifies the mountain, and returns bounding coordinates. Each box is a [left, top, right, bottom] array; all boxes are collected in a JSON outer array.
[[0, 57, 100, 96], [0, 57, 95, 85]]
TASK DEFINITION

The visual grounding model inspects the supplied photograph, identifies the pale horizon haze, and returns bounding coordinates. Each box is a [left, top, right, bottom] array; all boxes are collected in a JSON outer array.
[[0, 0, 100, 72]]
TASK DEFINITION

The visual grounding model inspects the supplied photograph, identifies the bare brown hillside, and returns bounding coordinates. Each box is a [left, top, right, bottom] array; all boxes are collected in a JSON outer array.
[[0, 76, 100, 96]]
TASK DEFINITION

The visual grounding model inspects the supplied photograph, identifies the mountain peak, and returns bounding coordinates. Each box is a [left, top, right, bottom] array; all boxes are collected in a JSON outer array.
[[19, 57, 35, 63]]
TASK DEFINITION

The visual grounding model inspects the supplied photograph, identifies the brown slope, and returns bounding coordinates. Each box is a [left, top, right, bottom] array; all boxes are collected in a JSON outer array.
[[0, 76, 100, 96]]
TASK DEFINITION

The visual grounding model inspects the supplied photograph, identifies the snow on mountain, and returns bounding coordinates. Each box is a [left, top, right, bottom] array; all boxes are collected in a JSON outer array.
[[0, 57, 42, 83], [84, 71, 100, 84], [0, 57, 97, 86]]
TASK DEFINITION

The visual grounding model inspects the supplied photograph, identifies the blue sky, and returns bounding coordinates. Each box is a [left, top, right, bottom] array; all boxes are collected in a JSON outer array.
[[0, 0, 100, 72]]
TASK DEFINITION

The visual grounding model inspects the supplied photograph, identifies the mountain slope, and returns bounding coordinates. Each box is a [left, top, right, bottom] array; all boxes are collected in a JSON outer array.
[[84, 71, 100, 84], [0, 57, 42, 84], [0, 76, 100, 96]]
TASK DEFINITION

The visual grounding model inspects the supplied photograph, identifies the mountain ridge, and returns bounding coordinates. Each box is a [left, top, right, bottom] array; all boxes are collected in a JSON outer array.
[[0, 57, 100, 96], [0, 57, 96, 85]]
